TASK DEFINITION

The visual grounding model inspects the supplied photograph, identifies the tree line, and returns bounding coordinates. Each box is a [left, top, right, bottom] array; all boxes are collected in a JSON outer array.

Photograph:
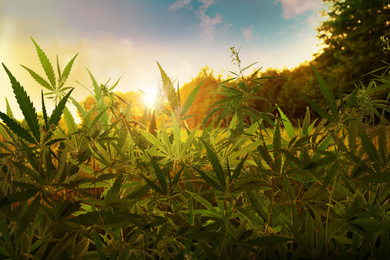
[[79, 0, 390, 127]]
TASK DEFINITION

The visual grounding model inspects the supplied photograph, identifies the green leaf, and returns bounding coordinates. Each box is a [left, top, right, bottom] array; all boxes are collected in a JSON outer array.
[[180, 79, 203, 117], [358, 172, 390, 183], [232, 154, 249, 180], [31, 37, 56, 87], [273, 120, 282, 172], [0, 218, 12, 247], [91, 231, 107, 260], [63, 107, 77, 134], [242, 235, 293, 246], [148, 154, 167, 195], [378, 125, 388, 168], [49, 88, 74, 128], [157, 61, 179, 111], [17, 195, 40, 238], [301, 95, 334, 122], [0, 111, 36, 143], [311, 64, 338, 120], [202, 140, 226, 191], [277, 105, 295, 139], [304, 152, 338, 170], [358, 126, 380, 172], [5, 98, 14, 118], [59, 54, 78, 88], [3, 63, 40, 142], [192, 166, 223, 191], [349, 218, 390, 233], [142, 176, 165, 195], [245, 190, 267, 221], [70, 96, 86, 117], [187, 191, 219, 213], [173, 114, 182, 156], [41, 91, 49, 130], [105, 175, 123, 203], [345, 86, 359, 108], [21, 65, 53, 91]]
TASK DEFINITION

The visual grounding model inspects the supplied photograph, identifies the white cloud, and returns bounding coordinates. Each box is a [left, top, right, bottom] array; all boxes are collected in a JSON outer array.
[[241, 25, 254, 41], [168, 0, 191, 12], [168, 0, 223, 40], [275, 0, 323, 19], [197, 10, 223, 40], [195, 0, 223, 40], [199, 0, 216, 10]]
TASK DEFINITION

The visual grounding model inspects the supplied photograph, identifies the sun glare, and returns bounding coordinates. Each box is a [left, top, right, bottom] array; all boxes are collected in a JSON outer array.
[[143, 92, 157, 108]]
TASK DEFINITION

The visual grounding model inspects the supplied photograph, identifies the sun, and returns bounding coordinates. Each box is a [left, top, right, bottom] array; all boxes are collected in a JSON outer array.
[[143, 91, 157, 108]]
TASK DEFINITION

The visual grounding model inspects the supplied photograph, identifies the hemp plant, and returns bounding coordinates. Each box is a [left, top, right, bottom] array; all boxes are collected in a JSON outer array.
[[21, 38, 78, 105]]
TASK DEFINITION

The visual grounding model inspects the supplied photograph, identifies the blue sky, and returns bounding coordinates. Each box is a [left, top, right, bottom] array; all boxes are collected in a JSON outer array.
[[0, 0, 326, 119]]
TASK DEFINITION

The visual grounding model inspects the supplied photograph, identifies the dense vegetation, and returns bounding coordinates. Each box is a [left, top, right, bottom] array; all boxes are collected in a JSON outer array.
[[1, 0, 390, 259]]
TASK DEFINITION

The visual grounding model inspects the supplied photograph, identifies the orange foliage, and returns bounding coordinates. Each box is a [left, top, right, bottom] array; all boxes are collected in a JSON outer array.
[[179, 66, 223, 128]]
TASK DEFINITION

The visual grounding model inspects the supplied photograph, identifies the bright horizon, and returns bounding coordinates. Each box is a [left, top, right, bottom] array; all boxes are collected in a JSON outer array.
[[0, 0, 327, 119]]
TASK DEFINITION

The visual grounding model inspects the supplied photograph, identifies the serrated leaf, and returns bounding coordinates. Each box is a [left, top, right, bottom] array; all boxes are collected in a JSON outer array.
[[17, 195, 40, 238], [180, 80, 203, 117], [0, 218, 12, 246], [142, 176, 165, 195], [277, 105, 295, 139], [49, 88, 74, 128], [186, 191, 219, 213], [59, 54, 78, 88], [192, 166, 223, 191], [157, 61, 179, 111], [173, 114, 181, 156], [105, 175, 123, 203], [148, 154, 167, 195], [172, 166, 184, 186], [202, 140, 226, 191], [273, 120, 282, 172], [232, 154, 249, 180], [358, 172, 390, 183], [31, 37, 56, 87], [358, 126, 380, 172], [21, 65, 53, 91], [3, 63, 40, 142], [301, 95, 334, 122], [304, 152, 338, 170], [349, 218, 390, 233], [0, 111, 36, 143], [245, 190, 267, 221], [41, 91, 49, 130], [63, 107, 77, 134], [5, 98, 14, 118], [311, 64, 338, 120], [345, 86, 359, 108]]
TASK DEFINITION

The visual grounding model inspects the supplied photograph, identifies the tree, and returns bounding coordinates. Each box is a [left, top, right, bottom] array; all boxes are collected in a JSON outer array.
[[315, 0, 390, 95]]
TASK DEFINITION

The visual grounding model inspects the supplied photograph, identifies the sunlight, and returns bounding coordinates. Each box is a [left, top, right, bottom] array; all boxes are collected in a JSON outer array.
[[143, 91, 157, 109]]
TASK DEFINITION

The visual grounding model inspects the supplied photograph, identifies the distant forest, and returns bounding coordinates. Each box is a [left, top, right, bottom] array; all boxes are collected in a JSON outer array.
[[80, 0, 390, 127]]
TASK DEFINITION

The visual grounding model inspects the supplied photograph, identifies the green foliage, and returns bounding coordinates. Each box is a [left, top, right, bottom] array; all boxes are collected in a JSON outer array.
[[315, 0, 390, 95], [1, 42, 390, 259], [21, 37, 78, 105]]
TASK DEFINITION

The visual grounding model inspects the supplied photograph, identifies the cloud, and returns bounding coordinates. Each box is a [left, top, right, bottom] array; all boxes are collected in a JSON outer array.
[[168, 0, 223, 40], [196, 0, 223, 40], [168, 0, 191, 12], [241, 25, 255, 41], [197, 11, 223, 40], [199, 0, 215, 10], [275, 0, 323, 19]]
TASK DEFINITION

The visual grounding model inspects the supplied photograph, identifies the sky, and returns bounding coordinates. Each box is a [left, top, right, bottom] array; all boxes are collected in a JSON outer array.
[[0, 0, 327, 119]]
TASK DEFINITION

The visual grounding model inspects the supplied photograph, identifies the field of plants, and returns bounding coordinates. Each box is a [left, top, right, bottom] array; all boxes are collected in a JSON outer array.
[[0, 38, 390, 259]]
